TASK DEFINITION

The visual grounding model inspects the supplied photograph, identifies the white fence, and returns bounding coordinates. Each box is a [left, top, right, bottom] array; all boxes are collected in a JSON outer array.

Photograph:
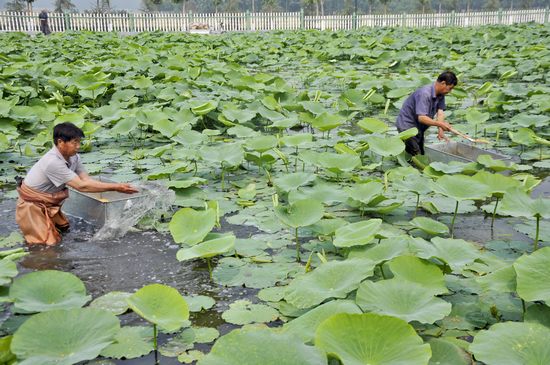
[[0, 8, 548, 33]]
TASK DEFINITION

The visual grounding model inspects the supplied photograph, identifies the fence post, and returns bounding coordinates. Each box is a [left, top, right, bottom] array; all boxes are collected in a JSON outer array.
[[246, 10, 251, 30], [450, 10, 455, 26], [188, 11, 193, 27], [128, 13, 135, 32], [300, 8, 304, 29], [498, 8, 503, 24], [401, 12, 405, 27], [64, 12, 71, 31], [352, 12, 357, 30], [545, 7, 549, 23]]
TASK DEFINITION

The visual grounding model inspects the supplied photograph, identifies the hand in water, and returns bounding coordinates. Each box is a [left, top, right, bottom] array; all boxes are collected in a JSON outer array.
[[117, 183, 139, 194]]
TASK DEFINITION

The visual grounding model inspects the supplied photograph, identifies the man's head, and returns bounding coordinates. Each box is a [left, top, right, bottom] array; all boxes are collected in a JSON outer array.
[[435, 71, 458, 96], [53, 122, 84, 157]]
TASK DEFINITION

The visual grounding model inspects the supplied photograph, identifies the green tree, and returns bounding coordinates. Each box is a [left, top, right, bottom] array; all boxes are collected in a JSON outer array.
[[6, 0, 32, 11], [54, 0, 77, 12], [484, 0, 500, 10], [417, 0, 432, 12], [262, 0, 280, 11], [379, 0, 391, 14]]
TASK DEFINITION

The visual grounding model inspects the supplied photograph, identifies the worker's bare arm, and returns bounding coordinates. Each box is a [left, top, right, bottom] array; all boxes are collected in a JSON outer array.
[[67, 176, 138, 194]]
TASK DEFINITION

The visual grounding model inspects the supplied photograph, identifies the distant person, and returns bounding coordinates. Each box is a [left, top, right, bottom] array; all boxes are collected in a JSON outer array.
[[396, 71, 458, 156], [15, 122, 138, 245], [38, 9, 51, 35]]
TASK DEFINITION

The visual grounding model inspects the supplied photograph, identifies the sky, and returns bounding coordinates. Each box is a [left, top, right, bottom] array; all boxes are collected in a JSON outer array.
[[1, 0, 142, 11]]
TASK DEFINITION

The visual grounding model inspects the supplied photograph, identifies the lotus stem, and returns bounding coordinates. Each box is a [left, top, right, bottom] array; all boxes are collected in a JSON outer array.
[[206, 258, 213, 279], [534, 215, 540, 251], [491, 197, 499, 228], [220, 167, 225, 191], [414, 193, 420, 218], [378, 262, 386, 279], [294, 146, 299, 172], [450, 201, 459, 238], [295, 227, 301, 262], [153, 324, 158, 351], [521, 299, 526, 320]]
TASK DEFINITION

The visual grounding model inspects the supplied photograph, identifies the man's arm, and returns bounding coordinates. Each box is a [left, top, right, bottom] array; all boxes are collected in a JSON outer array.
[[418, 114, 451, 131], [435, 109, 450, 141], [67, 175, 138, 194]]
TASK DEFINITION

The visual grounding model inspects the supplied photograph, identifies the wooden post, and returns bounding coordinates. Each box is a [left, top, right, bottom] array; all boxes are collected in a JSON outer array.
[[545, 7, 549, 23], [246, 10, 251, 30], [353, 12, 357, 30], [300, 8, 304, 29], [64, 12, 71, 31]]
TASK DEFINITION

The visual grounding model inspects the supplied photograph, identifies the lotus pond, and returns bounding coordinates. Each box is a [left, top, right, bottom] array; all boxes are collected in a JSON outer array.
[[0, 23, 549, 364]]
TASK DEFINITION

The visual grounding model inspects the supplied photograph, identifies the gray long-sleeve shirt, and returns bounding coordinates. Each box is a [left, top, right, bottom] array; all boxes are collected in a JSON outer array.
[[396, 84, 446, 134]]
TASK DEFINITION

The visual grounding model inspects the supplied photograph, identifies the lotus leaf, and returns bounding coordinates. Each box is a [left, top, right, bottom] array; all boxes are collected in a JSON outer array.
[[432, 174, 492, 201], [388, 255, 448, 295], [179, 350, 205, 364], [428, 338, 471, 365], [476, 265, 516, 293], [465, 108, 490, 125], [431, 237, 483, 273], [198, 327, 326, 365], [316, 152, 361, 173], [346, 181, 384, 205], [409, 217, 449, 236], [357, 117, 388, 134], [11, 308, 120, 365], [513, 247, 550, 303], [183, 295, 216, 312], [289, 182, 348, 205], [283, 300, 361, 343], [315, 313, 431, 365], [169, 207, 217, 245], [471, 321, 550, 365], [284, 259, 375, 309], [222, 300, 280, 325], [176, 234, 235, 261], [311, 112, 346, 132], [366, 135, 405, 157], [349, 235, 436, 264], [309, 218, 349, 236], [257, 286, 286, 302], [471, 171, 520, 198], [0, 335, 15, 364], [245, 135, 278, 153], [280, 134, 313, 147], [221, 108, 256, 124], [397, 127, 419, 140], [274, 172, 316, 193], [275, 199, 324, 229], [90, 291, 132, 315], [333, 219, 382, 248], [127, 284, 189, 332], [0, 258, 17, 286], [100, 326, 154, 359], [213, 259, 298, 289], [9, 270, 91, 313], [201, 143, 244, 168]]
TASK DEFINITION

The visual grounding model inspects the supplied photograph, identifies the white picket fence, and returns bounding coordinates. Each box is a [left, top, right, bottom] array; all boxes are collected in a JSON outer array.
[[0, 8, 548, 33]]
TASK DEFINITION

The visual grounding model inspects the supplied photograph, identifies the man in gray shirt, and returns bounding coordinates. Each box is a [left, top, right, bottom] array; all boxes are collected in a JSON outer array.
[[396, 71, 457, 155], [16, 122, 138, 245]]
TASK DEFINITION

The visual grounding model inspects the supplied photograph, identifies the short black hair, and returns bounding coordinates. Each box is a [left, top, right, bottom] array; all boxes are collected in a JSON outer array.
[[53, 122, 85, 145], [437, 71, 458, 86]]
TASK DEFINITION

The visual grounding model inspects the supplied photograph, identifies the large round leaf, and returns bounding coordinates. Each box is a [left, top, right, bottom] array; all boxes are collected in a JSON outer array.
[[432, 175, 492, 201], [499, 187, 550, 219], [273, 172, 316, 193], [409, 217, 449, 236], [127, 284, 189, 332], [11, 308, 120, 365], [366, 135, 405, 157], [513, 247, 550, 303], [388, 255, 448, 295], [315, 313, 431, 365], [428, 338, 471, 365], [169, 208, 217, 245], [317, 152, 361, 173], [284, 259, 375, 309], [201, 143, 244, 168], [275, 199, 324, 228], [356, 279, 451, 324], [346, 181, 384, 205], [333, 219, 382, 248], [245, 135, 278, 153], [9, 270, 91, 313], [176, 234, 235, 261], [221, 300, 279, 325], [471, 321, 550, 365], [100, 326, 154, 359], [89, 291, 132, 315], [198, 327, 326, 365]]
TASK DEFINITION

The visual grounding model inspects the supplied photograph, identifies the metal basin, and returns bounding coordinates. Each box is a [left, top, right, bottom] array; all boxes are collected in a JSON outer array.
[[425, 141, 513, 164]]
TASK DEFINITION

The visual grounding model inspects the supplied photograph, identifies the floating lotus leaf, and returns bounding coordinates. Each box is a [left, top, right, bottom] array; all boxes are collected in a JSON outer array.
[[213, 259, 299, 289], [221, 108, 256, 124], [183, 295, 216, 312], [11, 308, 120, 365], [409, 217, 449, 236], [280, 133, 313, 147], [176, 234, 235, 261], [315, 313, 431, 365], [283, 300, 361, 343], [201, 143, 244, 168], [9, 270, 91, 313], [333, 219, 382, 248], [257, 287, 286, 302], [311, 112, 346, 131], [391, 174, 432, 195], [127, 284, 189, 332], [169, 208, 216, 245], [367, 135, 405, 157], [525, 304, 550, 328], [275, 199, 324, 228], [0, 335, 15, 364], [510, 113, 550, 128], [349, 235, 436, 264], [0, 258, 17, 286], [346, 181, 384, 205], [509, 127, 550, 147], [90, 291, 132, 315], [465, 108, 490, 124], [388, 255, 448, 295], [431, 237, 482, 273], [471, 321, 550, 365], [513, 247, 550, 303], [198, 327, 326, 365], [357, 117, 388, 134], [222, 300, 280, 325], [499, 187, 550, 219], [432, 174, 492, 201], [428, 161, 470, 174], [273, 172, 316, 193], [179, 350, 205, 364], [428, 338, 471, 365], [245, 135, 278, 153], [190, 100, 218, 116], [166, 177, 207, 190], [356, 279, 451, 323], [316, 152, 361, 174], [289, 182, 348, 205], [284, 259, 375, 309], [476, 265, 516, 293], [100, 326, 154, 359], [309, 218, 349, 236]]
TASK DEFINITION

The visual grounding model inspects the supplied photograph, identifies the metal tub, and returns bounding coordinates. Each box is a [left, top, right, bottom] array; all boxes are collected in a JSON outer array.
[[63, 178, 145, 227], [425, 141, 513, 164]]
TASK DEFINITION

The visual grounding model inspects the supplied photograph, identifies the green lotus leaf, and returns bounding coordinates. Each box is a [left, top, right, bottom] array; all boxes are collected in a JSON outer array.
[[349, 235, 435, 264], [100, 326, 154, 359], [509, 127, 550, 147], [346, 181, 384, 204], [428, 161, 470, 174], [465, 108, 490, 124], [11, 308, 120, 365], [513, 247, 550, 303], [183, 295, 216, 312], [428, 338, 471, 365], [179, 350, 205, 364], [299, 101, 327, 115], [284, 259, 375, 309], [283, 300, 362, 343], [356, 279, 451, 323], [471, 321, 550, 365], [431, 237, 483, 273], [410, 217, 449, 236], [315, 313, 431, 365], [245, 135, 278, 153], [201, 143, 244, 167], [169, 208, 217, 245], [0, 335, 15, 364], [213, 259, 298, 289], [289, 182, 348, 205], [333, 219, 382, 248], [198, 327, 327, 365], [317, 152, 361, 173], [309, 218, 349, 236], [366, 135, 405, 157], [525, 304, 550, 328], [280, 134, 313, 147], [397, 127, 419, 140], [273, 172, 316, 193], [275, 199, 324, 229], [499, 187, 550, 219], [391, 174, 432, 195], [471, 170, 521, 198], [9, 270, 91, 313], [388, 255, 448, 295], [476, 265, 516, 293], [110, 117, 138, 135], [166, 177, 207, 189], [357, 117, 388, 134], [310, 112, 346, 132], [222, 300, 280, 325], [510, 113, 550, 128], [477, 154, 515, 172], [257, 287, 286, 302], [432, 174, 492, 201], [190, 100, 218, 116], [127, 284, 189, 332], [0, 258, 17, 286], [227, 125, 260, 138], [176, 234, 235, 261], [221, 107, 256, 124], [152, 119, 179, 138], [89, 291, 132, 315]]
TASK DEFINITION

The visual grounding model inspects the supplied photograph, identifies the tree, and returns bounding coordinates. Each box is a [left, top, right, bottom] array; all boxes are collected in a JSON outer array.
[[417, 0, 431, 13], [262, 0, 280, 11], [379, 0, 391, 14], [54, 0, 77, 13], [484, 0, 500, 10], [6, 0, 30, 11]]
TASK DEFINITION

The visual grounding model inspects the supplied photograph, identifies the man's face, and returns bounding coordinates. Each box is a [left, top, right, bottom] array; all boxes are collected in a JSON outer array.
[[437, 81, 455, 96], [57, 138, 81, 157]]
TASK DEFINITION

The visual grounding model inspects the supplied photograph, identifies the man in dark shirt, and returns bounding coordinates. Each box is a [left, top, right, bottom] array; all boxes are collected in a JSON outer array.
[[396, 71, 457, 155], [38, 10, 51, 35]]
